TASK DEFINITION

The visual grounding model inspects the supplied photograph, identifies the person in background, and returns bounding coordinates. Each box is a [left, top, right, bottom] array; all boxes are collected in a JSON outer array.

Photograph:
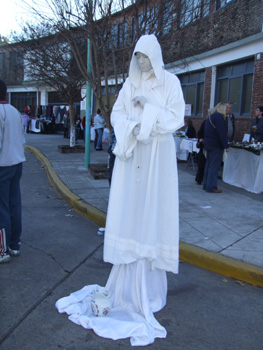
[[0, 80, 26, 263], [94, 109, 106, 150], [63, 113, 70, 138], [203, 102, 229, 193], [250, 106, 263, 142], [225, 102, 235, 142], [195, 120, 206, 185], [185, 118, 196, 138], [21, 106, 31, 133], [75, 115, 81, 143], [81, 115, 86, 141], [107, 92, 119, 186]]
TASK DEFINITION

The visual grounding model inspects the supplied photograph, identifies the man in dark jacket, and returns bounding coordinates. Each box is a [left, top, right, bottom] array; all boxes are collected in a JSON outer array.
[[225, 102, 235, 142], [203, 103, 229, 193]]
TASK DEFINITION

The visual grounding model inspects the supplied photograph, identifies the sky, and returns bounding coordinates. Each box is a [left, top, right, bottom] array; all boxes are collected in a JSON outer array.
[[0, 0, 25, 37], [0, 0, 41, 38]]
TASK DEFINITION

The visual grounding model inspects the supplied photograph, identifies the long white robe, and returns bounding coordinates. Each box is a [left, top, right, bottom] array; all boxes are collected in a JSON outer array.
[[56, 34, 185, 346], [104, 70, 185, 274]]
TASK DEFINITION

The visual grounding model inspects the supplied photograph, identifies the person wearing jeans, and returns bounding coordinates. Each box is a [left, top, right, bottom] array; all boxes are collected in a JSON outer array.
[[203, 146, 224, 192], [94, 109, 105, 150], [0, 80, 26, 263], [203, 103, 229, 193]]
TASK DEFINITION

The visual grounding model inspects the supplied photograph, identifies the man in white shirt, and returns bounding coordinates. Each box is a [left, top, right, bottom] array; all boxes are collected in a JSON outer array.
[[93, 109, 106, 150], [0, 80, 26, 263]]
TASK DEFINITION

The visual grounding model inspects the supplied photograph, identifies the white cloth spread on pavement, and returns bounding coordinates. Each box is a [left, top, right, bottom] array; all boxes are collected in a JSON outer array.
[[56, 34, 185, 346], [56, 260, 167, 346]]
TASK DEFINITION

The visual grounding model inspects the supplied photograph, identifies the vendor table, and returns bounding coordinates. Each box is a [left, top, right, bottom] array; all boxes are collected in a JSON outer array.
[[90, 127, 110, 144], [223, 147, 263, 194], [180, 138, 199, 153], [180, 138, 199, 170], [29, 119, 41, 133], [173, 136, 188, 160]]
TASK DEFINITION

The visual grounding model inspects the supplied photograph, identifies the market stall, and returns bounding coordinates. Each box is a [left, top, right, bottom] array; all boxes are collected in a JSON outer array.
[[29, 118, 41, 133], [180, 138, 199, 153], [223, 143, 263, 194], [90, 127, 110, 144], [173, 132, 188, 160]]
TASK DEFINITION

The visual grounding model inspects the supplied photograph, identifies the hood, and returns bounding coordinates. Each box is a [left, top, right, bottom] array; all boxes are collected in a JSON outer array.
[[129, 34, 164, 88]]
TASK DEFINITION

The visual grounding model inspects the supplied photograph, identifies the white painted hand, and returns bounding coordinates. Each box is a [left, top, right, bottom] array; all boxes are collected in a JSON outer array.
[[132, 96, 147, 109], [133, 125, 141, 136]]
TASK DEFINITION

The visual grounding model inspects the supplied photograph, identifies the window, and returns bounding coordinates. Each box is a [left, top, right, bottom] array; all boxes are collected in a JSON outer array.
[[179, 70, 205, 116], [216, 59, 254, 116], [110, 24, 118, 49], [11, 92, 36, 114], [0, 52, 5, 71], [161, 0, 176, 36], [9, 51, 23, 70], [216, 0, 234, 10], [117, 21, 128, 48], [145, 8, 158, 34], [180, 0, 210, 27]]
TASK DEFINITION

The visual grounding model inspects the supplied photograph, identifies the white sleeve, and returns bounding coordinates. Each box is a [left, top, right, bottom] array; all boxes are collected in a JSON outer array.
[[137, 74, 185, 143], [111, 80, 139, 160], [0, 112, 4, 150]]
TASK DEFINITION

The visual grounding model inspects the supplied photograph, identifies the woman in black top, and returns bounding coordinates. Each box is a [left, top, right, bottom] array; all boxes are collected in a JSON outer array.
[[185, 118, 196, 138]]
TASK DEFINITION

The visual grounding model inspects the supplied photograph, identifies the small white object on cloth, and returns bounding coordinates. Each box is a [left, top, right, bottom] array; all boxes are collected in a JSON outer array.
[[55, 259, 167, 346]]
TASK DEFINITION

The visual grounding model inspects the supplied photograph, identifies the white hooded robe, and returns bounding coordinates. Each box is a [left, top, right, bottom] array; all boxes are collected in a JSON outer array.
[[104, 34, 185, 273], [56, 35, 185, 346]]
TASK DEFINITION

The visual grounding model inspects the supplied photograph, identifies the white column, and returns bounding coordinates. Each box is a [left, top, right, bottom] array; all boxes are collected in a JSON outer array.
[[210, 65, 217, 109]]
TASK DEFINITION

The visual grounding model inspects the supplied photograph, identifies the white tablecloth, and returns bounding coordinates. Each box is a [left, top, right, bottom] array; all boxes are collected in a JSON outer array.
[[173, 136, 188, 160], [223, 147, 263, 194], [29, 119, 41, 133], [90, 127, 110, 144], [180, 138, 199, 153]]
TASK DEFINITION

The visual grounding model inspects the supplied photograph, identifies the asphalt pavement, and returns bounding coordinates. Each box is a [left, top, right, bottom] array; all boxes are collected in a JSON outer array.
[[0, 149, 262, 349], [20, 133, 263, 286]]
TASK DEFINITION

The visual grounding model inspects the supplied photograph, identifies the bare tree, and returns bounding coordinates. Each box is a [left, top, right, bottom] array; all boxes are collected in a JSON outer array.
[[18, 0, 184, 123], [17, 25, 85, 146], [14, 0, 211, 128]]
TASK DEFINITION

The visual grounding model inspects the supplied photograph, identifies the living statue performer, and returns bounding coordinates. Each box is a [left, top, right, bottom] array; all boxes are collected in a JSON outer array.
[[56, 34, 185, 346]]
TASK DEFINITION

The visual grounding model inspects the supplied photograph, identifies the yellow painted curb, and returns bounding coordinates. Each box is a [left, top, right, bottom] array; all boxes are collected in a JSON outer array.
[[25, 145, 106, 227], [180, 242, 263, 287], [25, 145, 263, 287]]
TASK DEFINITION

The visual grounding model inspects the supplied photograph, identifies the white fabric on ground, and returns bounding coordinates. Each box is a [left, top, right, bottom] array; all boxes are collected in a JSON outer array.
[[55, 259, 167, 346], [56, 34, 184, 346]]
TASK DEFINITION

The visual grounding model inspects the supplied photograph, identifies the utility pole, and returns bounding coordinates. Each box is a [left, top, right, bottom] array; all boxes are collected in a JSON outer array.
[[85, 37, 91, 168]]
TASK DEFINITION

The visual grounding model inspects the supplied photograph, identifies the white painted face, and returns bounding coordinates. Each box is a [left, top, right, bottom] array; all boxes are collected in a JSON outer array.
[[135, 52, 152, 72]]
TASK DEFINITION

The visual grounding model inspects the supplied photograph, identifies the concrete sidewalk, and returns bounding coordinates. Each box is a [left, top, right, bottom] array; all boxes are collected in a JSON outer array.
[[24, 133, 263, 286]]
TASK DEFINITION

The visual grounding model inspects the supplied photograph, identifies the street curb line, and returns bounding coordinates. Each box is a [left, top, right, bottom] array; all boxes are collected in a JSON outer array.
[[25, 146, 263, 287], [25, 146, 106, 227], [180, 242, 263, 287]]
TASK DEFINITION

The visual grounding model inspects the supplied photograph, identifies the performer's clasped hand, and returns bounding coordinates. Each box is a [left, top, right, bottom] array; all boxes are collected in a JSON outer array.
[[133, 124, 141, 136], [132, 96, 146, 109]]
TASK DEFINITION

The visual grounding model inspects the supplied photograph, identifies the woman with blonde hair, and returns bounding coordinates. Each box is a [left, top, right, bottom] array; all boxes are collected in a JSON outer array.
[[203, 102, 229, 193]]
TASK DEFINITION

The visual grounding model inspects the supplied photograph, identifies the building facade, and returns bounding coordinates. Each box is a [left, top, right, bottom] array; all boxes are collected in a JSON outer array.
[[0, 0, 262, 140], [164, 0, 263, 141]]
